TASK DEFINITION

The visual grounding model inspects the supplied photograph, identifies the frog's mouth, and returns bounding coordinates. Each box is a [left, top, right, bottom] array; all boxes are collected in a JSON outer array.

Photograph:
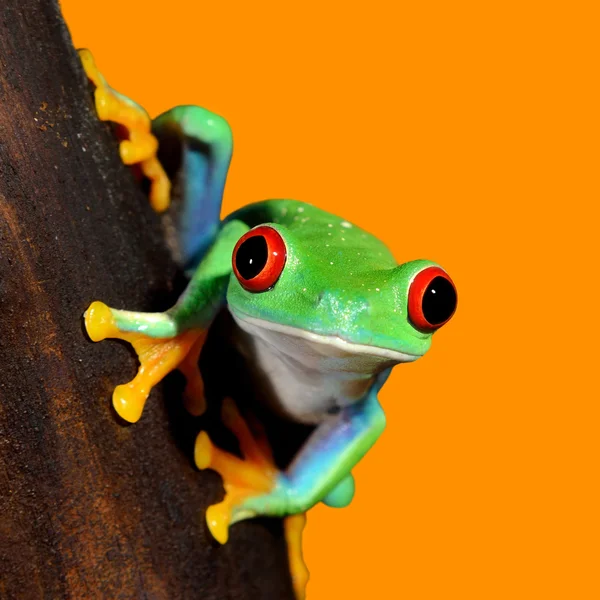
[[229, 309, 421, 364]]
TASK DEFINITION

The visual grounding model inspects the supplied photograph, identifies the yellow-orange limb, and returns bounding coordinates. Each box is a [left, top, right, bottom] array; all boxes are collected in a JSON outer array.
[[84, 301, 206, 423], [245, 410, 276, 466], [194, 398, 278, 544], [221, 398, 273, 469], [179, 334, 207, 416], [285, 513, 309, 600], [78, 48, 171, 212]]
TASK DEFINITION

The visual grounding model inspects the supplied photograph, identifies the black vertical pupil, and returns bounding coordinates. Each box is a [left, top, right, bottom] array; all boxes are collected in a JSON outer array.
[[422, 276, 457, 325], [236, 236, 268, 280]]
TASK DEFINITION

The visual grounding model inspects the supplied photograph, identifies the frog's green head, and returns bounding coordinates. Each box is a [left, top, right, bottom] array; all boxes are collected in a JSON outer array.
[[227, 219, 457, 363]]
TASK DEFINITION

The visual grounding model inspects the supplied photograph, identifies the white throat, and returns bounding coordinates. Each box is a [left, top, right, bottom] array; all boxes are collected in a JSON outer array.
[[229, 309, 419, 424]]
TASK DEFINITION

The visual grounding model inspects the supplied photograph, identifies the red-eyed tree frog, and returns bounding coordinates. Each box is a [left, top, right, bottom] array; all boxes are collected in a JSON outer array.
[[79, 49, 457, 599]]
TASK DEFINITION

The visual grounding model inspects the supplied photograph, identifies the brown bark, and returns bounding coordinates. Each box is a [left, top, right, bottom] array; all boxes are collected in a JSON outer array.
[[0, 1, 294, 597]]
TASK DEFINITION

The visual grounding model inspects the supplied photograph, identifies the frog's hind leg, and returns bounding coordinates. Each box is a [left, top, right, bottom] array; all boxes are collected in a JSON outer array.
[[194, 398, 310, 600], [152, 105, 233, 271], [285, 513, 310, 600], [84, 301, 207, 423], [78, 48, 170, 212]]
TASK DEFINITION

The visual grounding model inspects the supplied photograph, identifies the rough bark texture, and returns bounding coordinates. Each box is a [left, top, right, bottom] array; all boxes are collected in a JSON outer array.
[[0, 1, 294, 598]]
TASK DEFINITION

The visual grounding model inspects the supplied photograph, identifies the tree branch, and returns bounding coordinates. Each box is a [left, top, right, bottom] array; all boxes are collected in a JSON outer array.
[[0, 1, 294, 597]]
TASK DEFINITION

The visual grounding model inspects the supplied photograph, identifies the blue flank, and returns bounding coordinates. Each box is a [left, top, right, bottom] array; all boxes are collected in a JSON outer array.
[[180, 147, 222, 271]]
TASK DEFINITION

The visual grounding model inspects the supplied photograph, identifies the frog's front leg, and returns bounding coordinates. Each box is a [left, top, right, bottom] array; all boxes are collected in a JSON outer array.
[[84, 219, 248, 422], [237, 380, 386, 519], [85, 302, 206, 422], [195, 372, 388, 598]]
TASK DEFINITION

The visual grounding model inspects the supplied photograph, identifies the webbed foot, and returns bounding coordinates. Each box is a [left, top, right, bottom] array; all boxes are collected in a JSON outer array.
[[84, 301, 206, 422], [194, 398, 278, 543], [194, 398, 309, 599], [78, 48, 170, 212]]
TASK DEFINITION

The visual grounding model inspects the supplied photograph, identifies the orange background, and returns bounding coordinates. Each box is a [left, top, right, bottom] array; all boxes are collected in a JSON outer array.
[[59, 1, 598, 598]]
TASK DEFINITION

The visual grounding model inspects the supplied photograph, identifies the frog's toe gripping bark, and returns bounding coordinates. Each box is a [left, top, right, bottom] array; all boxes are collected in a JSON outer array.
[[78, 48, 171, 212]]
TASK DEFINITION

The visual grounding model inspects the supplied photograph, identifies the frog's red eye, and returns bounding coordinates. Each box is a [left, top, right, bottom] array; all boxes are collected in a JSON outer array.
[[408, 266, 457, 332], [232, 226, 287, 292]]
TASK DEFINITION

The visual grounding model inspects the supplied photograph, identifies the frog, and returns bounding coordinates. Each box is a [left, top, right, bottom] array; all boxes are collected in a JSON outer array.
[[78, 49, 457, 599]]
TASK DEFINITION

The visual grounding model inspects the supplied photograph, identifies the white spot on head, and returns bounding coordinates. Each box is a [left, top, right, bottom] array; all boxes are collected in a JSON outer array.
[[375, 288, 380, 292], [294, 215, 299, 221], [341, 237, 345, 241], [341, 221, 352, 228], [297, 206, 304, 213], [303, 288, 307, 292], [327, 223, 333, 228], [281, 207, 288, 216], [328, 232, 332, 236], [330, 261, 334, 265]]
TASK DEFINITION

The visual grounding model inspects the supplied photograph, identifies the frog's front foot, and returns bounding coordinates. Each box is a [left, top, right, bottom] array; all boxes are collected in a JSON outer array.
[[195, 398, 309, 599], [84, 301, 206, 422], [194, 398, 281, 541], [78, 48, 170, 212]]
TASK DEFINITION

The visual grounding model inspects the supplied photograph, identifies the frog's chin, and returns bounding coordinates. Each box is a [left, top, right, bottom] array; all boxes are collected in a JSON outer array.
[[228, 308, 422, 424]]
